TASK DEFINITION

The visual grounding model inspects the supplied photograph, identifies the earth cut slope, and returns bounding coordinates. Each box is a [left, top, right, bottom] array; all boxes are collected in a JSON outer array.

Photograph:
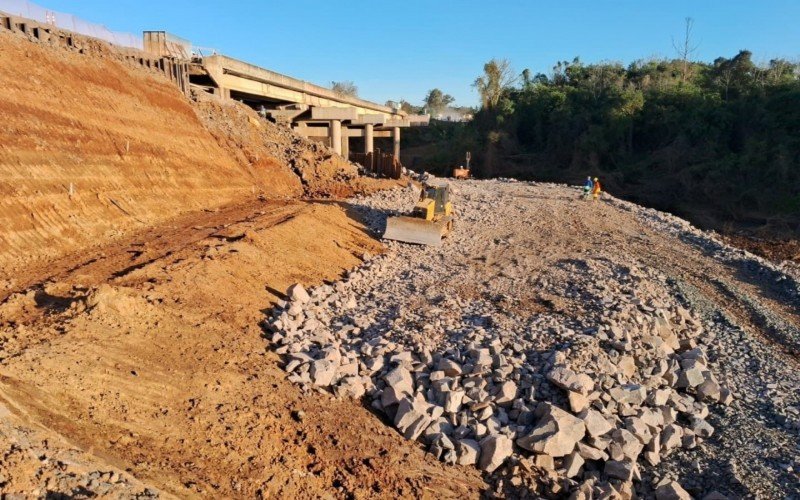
[[0, 31, 302, 278]]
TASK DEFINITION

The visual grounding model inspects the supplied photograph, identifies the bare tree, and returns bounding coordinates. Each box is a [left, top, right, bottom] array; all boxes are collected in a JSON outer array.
[[672, 17, 699, 83], [331, 81, 358, 97], [717, 66, 734, 100], [473, 58, 518, 109]]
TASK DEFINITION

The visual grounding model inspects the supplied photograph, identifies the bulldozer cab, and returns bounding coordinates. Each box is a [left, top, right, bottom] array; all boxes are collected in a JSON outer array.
[[411, 181, 452, 221], [421, 183, 450, 215]]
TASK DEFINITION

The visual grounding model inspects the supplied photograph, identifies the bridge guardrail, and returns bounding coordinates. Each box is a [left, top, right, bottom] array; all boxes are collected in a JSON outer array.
[[0, 0, 142, 49]]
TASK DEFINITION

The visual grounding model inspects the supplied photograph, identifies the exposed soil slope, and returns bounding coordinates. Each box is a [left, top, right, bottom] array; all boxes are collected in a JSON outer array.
[[194, 97, 370, 199], [0, 28, 464, 497], [0, 31, 303, 279]]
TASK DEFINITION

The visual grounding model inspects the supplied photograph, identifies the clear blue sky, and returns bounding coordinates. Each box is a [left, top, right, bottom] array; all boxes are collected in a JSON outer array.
[[32, 0, 800, 107]]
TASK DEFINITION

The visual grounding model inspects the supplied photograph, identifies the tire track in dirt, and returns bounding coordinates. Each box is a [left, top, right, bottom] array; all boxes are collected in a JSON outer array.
[[0, 196, 486, 498]]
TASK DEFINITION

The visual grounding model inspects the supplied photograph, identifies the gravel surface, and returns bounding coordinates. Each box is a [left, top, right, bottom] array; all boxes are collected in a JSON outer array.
[[268, 180, 800, 498]]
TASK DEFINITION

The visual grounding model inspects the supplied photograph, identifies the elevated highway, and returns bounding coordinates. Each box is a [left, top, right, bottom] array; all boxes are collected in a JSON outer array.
[[144, 31, 429, 163], [194, 54, 428, 158], [142, 31, 431, 160], [202, 55, 399, 118]]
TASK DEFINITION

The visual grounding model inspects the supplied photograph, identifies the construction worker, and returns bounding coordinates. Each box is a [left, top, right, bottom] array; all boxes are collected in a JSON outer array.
[[591, 177, 603, 201], [582, 176, 593, 200]]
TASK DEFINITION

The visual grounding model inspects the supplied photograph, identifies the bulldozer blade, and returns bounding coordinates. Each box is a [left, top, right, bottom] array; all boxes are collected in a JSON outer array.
[[383, 216, 447, 246]]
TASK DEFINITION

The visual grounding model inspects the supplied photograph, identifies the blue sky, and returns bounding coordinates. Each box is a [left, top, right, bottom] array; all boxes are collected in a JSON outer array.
[[29, 0, 800, 106]]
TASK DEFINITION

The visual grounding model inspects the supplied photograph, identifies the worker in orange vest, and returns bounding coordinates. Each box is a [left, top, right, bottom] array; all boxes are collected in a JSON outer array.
[[591, 177, 602, 201]]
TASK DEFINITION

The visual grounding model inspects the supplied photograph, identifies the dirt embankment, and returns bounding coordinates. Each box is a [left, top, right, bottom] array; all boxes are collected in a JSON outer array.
[[0, 29, 376, 284], [194, 98, 369, 199]]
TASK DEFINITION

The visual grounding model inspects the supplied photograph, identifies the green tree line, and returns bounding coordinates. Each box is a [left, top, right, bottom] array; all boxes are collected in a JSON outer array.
[[405, 52, 800, 235]]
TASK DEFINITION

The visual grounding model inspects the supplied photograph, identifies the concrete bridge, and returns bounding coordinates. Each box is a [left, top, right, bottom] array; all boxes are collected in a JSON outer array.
[[144, 32, 429, 160], [197, 54, 427, 158], [0, 11, 426, 165]]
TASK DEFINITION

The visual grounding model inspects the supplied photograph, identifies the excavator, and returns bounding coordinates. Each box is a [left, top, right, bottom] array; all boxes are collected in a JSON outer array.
[[383, 180, 454, 246], [452, 151, 472, 179]]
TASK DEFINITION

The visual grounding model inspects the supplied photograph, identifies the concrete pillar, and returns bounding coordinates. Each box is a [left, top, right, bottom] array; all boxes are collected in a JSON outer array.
[[330, 119, 342, 155], [364, 124, 374, 154], [392, 127, 401, 159], [214, 86, 230, 100], [340, 125, 350, 158]]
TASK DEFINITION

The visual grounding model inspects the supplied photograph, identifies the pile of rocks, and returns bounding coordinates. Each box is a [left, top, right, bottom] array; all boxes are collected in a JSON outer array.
[[264, 183, 734, 497]]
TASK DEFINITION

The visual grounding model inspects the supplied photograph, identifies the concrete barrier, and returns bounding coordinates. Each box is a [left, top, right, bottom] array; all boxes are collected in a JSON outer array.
[[0, 10, 190, 96]]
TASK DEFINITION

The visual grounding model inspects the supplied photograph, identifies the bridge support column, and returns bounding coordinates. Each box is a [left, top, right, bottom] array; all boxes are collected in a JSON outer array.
[[392, 127, 401, 160], [330, 119, 342, 155], [214, 86, 230, 100], [364, 124, 374, 154], [340, 125, 350, 158]]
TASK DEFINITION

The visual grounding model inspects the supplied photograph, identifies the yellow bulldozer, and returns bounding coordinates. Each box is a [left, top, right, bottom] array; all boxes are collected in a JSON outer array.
[[383, 180, 454, 246]]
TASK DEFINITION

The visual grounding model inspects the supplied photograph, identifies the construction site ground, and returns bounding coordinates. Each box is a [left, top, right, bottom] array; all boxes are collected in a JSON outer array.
[[0, 181, 798, 498], [0, 28, 483, 498], [0, 22, 798, 500], [0, 195, 488, 498]]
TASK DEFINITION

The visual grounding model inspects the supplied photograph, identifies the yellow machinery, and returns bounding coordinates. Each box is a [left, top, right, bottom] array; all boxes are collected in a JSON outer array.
[[452, 167, 470, 179], [452, 152, 472, 179], [383, 180, 454, 246]]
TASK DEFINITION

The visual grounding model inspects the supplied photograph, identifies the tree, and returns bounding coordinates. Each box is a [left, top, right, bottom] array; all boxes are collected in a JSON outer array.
[[711, 56, 735, 100], [397, 49, 800, 238], [765, 58, 797, 85], [520, 68, 547, 91], [331, 81, 358, 97], [711, 50, 757, 99], [424, 88, 455, 116], [400, 100, 421, 114], [672, 17, 699, 83], [473, 58, 518, 108]]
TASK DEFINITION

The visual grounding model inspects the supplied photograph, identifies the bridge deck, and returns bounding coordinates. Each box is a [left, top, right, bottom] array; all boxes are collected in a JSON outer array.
[[203, 55, 403, 119]]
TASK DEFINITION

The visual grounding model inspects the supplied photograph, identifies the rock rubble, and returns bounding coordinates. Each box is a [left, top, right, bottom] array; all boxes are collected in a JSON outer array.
[[263, 181, 797, 498]]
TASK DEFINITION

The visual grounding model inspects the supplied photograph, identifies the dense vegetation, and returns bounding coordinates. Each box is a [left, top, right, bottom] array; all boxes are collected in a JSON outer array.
[[402, 52, 800, 235]]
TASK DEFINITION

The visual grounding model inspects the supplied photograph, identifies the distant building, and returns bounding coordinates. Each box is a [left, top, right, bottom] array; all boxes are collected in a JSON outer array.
[[433, 107, 473, 122]]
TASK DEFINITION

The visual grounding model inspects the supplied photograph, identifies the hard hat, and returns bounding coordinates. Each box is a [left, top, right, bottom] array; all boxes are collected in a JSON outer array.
[[594, 177, 598, 181]]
